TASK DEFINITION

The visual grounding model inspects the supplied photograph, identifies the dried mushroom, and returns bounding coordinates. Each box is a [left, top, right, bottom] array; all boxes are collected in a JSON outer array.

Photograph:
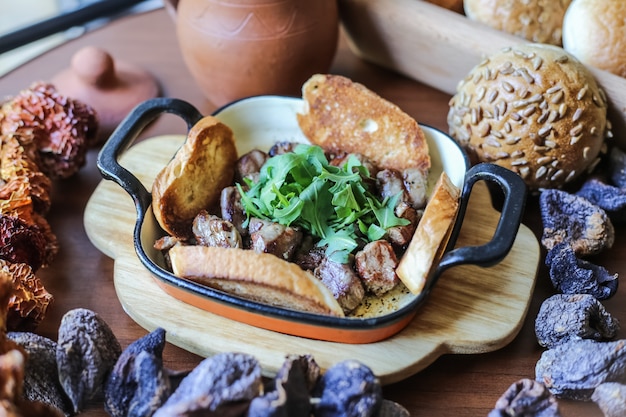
[[608, 147, 626, 188], [248, 355, 317, 417], [535, 294, 619, 348], [540, 188, 614, 256], [0, 131, 52, 219], [487, 378, 561, 417], [576, 178, 626, 223], [153, 352, 262, 417], [545, 242, 618, 300], [0, 349, 64, 417], [56, 308, 122, 413], [104, 327, 170, 417], [535, 339, 626, 400], [6, 332, 72, 416], [313, 359, 382, 417], [591, 382, 626, 417], [1, 259, 53, 332], [0, 214, 48, 272], [0, 82, 98, 179]]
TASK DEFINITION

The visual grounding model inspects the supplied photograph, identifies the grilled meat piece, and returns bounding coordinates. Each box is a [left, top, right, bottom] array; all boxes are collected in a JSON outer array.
[[236, 149, 268, 183], [268, 141, 299, 157], [314, 257, 364, 314], [220, 186, 248, 237], [403, 167, 429, 209], [192, 210, 242, 249], [376, 169, 408, 203], [249, 218, 303, 260], [386, 202, 421, 249], [355, 240, 400, 296]]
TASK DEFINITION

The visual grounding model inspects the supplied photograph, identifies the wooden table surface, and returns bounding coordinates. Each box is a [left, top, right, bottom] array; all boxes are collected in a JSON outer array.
[[0, 7, 620, 416]]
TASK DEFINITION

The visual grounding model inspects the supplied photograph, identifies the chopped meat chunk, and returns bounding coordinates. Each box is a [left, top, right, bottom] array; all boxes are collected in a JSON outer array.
[[314, 257, 364, 314], [153, 235, 180, 251], [355, 240, 399, 296], [376, 169, 408, 204], [249, 218, 303, 260], [293, 235, 326, 272], [236, 149, 268, 183], [268, 141, 299, 157], [403, 167, 429, 209], [220, 186, 247, 237], [386, 202, 420, 249], [192, 210, 242, 248]]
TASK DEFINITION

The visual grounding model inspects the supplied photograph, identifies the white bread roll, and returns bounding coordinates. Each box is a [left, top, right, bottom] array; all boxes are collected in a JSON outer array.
[[447, 43, 610, 190], [562, 0, 626, 78], [463, 0, 572, 45]]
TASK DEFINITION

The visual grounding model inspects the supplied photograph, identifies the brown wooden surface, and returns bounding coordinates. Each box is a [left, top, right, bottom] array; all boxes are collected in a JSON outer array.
[[0, 7, 620, 416]]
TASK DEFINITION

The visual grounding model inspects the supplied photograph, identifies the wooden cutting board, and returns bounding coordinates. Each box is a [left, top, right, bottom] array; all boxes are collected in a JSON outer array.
[[84, 135, 540, 384]]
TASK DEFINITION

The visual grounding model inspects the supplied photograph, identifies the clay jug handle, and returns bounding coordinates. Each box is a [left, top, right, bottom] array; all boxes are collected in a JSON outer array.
[[162, 0, 178, 19]]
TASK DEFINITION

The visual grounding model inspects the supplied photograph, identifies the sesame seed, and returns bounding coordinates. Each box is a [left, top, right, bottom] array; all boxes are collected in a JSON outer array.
[[583, 146, 591, 159], [577, 86, 588, 100], [535, 166, 547, 179], [565, 170, 576, 182], [572, 108, 583, 122], [511, 150, 525, 157], [501, 81, 514, 93], [570, 134, 582, 145], [532, 56, 543, 71], [519, 166, 530, 178], [506, 136, 522, 145], [537, 156, 553, 165], [546, 85, 562, 94], [545, 140, 557, 148], [487, 89, 498, 103], [550, 90, 564, 104], [570, 124, 583, 136], [538, 125, 552, 137], [511, 159, 528, 166], [478, 123, 491, 137], [522, 106, 536, 117]]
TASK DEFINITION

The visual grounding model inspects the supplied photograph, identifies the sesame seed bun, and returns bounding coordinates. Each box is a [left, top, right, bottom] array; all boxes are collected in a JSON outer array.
[[463, 0, 572, 45], [447, 43, 610, 190], [562, 0, 626, 78]]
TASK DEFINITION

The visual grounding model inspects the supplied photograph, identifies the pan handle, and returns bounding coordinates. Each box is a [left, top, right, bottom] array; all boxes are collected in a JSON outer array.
[[435, 163, 528, 274], [97, 97, 203, 215]]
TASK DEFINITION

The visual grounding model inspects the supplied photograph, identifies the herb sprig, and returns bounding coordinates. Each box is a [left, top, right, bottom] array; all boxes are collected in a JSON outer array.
[[237, 144, 409, 263]]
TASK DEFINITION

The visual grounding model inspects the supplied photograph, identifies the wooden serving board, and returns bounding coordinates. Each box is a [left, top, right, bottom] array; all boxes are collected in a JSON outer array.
[[84, 135, 540, 384]]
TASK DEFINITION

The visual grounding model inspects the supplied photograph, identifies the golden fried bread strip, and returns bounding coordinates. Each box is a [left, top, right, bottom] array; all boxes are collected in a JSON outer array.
[[152, 116, 238, 240], [297, 74, 430, 173], [168, 245, 345, 317], [396, 172, 460, 294]]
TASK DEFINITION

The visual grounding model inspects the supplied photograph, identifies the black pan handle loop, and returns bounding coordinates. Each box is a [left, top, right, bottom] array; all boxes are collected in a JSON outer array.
[[435, 163, 528, 275], [97, 97, 203, 215]]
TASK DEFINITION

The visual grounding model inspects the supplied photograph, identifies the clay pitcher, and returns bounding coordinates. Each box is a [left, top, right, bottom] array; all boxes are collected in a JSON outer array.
[[165, 0, 339, 106]]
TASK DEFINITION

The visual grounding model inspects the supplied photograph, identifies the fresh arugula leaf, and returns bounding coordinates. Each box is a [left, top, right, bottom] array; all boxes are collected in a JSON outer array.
[[238, 144, 410, 263]]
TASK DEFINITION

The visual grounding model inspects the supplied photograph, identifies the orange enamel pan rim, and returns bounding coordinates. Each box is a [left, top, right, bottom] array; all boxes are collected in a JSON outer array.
[[151, 277, 419, 344]]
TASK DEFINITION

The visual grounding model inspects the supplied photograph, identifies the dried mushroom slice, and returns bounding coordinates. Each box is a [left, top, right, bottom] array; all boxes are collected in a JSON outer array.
[[545, 242, 618, 300], [609, 147, 626, 188], [248, 355, 317, 417], [592, 382, 626, 417], [153, 352, 262, 417], [576, 178, 626, 224], [536, 339, 626, 400], [104, 328, 170, 417], [540, 188, 614, 256], [487, 379, 561, 417], [1, 260, 53, 332], [0, 215, 48, 272], [313, 360, 382, 417], [0, 82, 98, 179], [56, 308, 122, 413], [6, 332, 72, 416], [535, 294, 619, 348]]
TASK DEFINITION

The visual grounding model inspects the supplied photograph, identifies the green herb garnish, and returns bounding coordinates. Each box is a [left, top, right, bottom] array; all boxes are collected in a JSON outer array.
[[237, 144, 409, 263]]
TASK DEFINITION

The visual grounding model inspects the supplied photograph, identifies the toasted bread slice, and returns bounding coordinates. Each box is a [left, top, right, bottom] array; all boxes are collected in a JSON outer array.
[[297, 74, 431, 173], [168, 245, 345, 317], [396, 172, 460, 294], [152, 116, 238, 240]]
